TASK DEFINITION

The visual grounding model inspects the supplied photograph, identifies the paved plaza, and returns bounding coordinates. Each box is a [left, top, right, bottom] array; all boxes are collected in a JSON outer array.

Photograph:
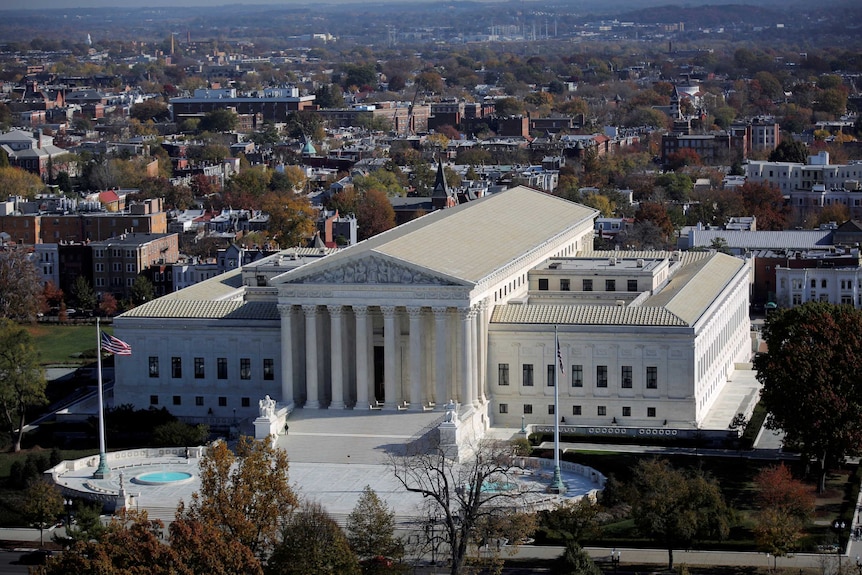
[[52, 408, 600, 525]]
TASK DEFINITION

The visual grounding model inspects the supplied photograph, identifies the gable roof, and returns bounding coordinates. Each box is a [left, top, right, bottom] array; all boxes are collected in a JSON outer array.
[[276, 186, 598, 286]]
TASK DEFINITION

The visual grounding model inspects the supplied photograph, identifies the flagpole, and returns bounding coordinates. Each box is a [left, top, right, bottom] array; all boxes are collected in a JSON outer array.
[[93, 317, 110, 479], [551, 325, 565, 494]]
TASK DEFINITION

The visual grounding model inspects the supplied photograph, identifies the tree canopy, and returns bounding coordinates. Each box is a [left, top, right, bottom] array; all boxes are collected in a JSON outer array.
[[769, 140, 808, 164], [181, 436, 298, 558], [347, 485, 404, 567], [627, 459, 730, 570], [753, 464, 814, 562], [268, 501, 361, 575], [0, 318, 47, 452], [754, 302, 862, 491], [0, 248, 44, 322]]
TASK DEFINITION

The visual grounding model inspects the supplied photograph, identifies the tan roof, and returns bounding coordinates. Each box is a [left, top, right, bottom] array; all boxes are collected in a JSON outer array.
[[644, 252, 744, 325], [492, 251, 744, 328], [491, 304, 687, 326], [159, 269, 245, 302], [279, 186, 598, 285], [121, 299, 278, 320]]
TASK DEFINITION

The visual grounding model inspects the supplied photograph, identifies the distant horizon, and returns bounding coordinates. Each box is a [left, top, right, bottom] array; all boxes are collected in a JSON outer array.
[[0, 0, 819, 12], [2, 0, 388, 9], [1, 0, 441, 9]]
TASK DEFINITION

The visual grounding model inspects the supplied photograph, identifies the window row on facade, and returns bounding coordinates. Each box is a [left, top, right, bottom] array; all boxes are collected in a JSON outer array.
[[499, 403, 659, 418], [148, 356, 275, 381], [150, 394, 253, 408], [537, 278, 639, 292], [498, 363, 657, 389]]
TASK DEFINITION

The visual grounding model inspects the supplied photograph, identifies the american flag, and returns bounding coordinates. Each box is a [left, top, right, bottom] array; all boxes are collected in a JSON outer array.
[[101, 331, 132, 355], [556, 337, 565, 376]]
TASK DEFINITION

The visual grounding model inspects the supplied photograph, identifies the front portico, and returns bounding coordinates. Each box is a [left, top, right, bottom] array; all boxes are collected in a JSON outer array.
[[275, 254, 482, 411]]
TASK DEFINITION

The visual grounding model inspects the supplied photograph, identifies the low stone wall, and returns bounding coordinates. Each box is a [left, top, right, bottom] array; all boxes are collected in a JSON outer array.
[[46, 446, 206, 478]]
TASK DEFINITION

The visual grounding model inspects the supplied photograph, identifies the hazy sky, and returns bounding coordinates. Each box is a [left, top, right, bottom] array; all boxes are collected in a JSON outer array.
[[2, 0, 384, 8]]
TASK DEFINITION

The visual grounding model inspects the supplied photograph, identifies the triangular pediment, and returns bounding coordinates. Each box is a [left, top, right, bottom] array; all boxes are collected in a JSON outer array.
[[286, 253, 463, 286]]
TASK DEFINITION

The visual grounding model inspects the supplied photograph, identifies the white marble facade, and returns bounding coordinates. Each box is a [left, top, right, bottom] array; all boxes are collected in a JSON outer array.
[[113, 187, 597, 420], [113, 187, 751, 431]]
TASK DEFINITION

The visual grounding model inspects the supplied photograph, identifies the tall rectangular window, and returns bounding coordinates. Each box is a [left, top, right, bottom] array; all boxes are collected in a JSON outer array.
[[646, 366, 658, 389], [621, 365, 632, 388], [263, 359, 275, 380], [627, 279, 638, 292], [499, 404, 508, 414], [538, 278, 549, 291], [560, 279, 570, 291], [218, 396, 227, 407], [548, 405, 555, 415], [597, 405, 607, 416], [596, 365, 608, 387], [573, 405, 582, 415], [647, 407, 657, 417], [150, 395, 158, 405], [522, 364, 534, 386], [171, 357, 182, 378], [498, 363, 509, 386], [523, 404, 533, 414], [547, 364, 556, 387], [240, 358, 251, 380], [583, 279, 593, 291], [622, 406, 631, 417], [195, 396, 204, 406], [148, 356, 159, 378], [217, 358, 228, 380], [194, 357, 205, 379], [606, 279, 616, 291], [571, 365, 583, 387], [173, 395, 181, 406]]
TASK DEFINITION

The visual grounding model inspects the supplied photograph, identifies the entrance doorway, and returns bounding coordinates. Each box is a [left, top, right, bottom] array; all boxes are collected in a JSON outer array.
[[373, 346, 385, 402]]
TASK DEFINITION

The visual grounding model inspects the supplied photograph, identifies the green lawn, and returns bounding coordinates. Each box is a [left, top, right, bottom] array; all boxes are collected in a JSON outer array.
[[25, 324, 111, 366]]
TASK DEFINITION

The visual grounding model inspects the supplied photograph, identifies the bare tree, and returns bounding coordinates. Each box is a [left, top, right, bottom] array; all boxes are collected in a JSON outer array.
[[390, 438, 537, 575]]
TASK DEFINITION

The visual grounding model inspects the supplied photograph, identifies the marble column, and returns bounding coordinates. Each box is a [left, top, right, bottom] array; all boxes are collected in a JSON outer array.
[[354, 305, 370, 409], [328, 305, 345, 409], [277, 304, 294, 405], [303, 305, 320, 408], [433, 307, 449, 407], [407, 306, 423, 409], [475, 299, 488, 406], [460, 306, 475, 407], [382, 306, 398, 408]]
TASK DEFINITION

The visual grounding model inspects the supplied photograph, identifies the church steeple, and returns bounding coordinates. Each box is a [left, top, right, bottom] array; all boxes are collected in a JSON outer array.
[[431, 157, 455, 210], [670, 84, 682, 120]]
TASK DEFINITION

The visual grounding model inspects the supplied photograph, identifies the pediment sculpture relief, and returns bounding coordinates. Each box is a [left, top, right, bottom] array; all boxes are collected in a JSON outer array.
[[304, 256, 450, 285]]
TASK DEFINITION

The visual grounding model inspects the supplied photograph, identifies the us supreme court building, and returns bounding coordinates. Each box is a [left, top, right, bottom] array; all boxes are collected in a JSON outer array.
[[113, 186, 752, 435]]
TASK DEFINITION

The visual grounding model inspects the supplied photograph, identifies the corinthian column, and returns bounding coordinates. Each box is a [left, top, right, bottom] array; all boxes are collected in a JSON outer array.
[[460, 306, 475, 407], [277, 304, 294, 405], [433, 306, 449, 407], [407, 306, 423, 409], [303, 305, 320, 408], [328, 305, 345, 409], [354, 305, 370, 409], [382, 306, 398, 408]]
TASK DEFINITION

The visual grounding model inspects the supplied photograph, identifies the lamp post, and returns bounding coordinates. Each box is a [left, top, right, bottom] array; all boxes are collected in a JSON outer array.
[[424, 512, 441, 573], [834, 519, 846, 572], [520, 414, 526, 434]]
